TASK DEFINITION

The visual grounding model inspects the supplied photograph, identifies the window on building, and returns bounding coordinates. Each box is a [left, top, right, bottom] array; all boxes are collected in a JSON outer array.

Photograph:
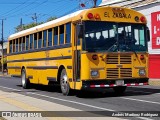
[[9, 41, 12, 53], [34, 33, 37, 49], [54, 27, 58, 45], [48, 29, 52, 46], [43, 30, 47, 47], [26, 35, 29, 50], [66, 23, 71, 43], [38, 32, 42, 49], [59, 25, 64, 44], [22, 37, 25, 51], [30, 34, 33, 49]]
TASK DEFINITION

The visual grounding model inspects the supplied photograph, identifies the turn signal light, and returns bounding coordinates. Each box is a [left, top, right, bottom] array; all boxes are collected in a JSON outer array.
[[87, 13, 94, 19], [92, 54, 98, 60], [94, 14, 100, 19], [140, 16, 146, 22], [140, 54, 145, 60]]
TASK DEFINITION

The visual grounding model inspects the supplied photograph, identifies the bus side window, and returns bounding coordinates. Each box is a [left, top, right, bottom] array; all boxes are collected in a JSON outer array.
[[43, 30, 47, 47], [16, 39, 18, 52], [9, 40, 12, 53], [30, 34, 33, 49], [34, 33, 37, 49], [19, 38, 22, 52], [66, 23, 71, 43], [54, 27, 58, 45], [22, 37, 25, 51], [48, 29, 52, 47], [59, 25, 64, 44], [38, 32, 42, 48], [26, 35, 29, 50]]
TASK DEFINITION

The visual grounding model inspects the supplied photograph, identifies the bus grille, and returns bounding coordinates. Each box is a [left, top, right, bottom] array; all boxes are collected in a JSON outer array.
[[106, 68, 132, 79], [106, 55, 118, 64], [106, 53, 132, 79], [120, 68, 132, 78], [106, 54, 131, 64], [120, 55, 131, 64], [106, 68, 119, 78]]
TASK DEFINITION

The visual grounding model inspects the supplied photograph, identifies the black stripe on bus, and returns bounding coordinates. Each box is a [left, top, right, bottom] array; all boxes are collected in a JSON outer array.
[[11, 74, 21, 78], [7, 44, 71, 56], [67, 66, 72, 69], [27, 66, 58, 70], [7, 66, 21, 69], [7, 56, 72, 63], [28, 75, 33, 79], [47, 77, 57, 81], [69, 78, 72, 82]]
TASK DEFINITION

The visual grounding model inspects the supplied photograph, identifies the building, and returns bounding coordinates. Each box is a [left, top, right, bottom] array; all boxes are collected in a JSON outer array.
[[100, 0, 160, 78], [0, 42, 8, 71]]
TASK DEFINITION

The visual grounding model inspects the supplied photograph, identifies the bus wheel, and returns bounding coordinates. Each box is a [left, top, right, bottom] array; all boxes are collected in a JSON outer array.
[[21, 69, 30, 89], [60, 69, 70, 95], [113, 86, 127, 95]]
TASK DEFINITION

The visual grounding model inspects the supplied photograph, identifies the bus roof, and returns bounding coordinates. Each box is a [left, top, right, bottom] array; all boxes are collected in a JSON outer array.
[[8, 9, 85, 40], [8, 6, 146, 40]]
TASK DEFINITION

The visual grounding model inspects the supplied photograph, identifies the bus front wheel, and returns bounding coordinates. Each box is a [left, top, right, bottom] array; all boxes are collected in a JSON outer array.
[[60, 69, 70, 95], [113, 86, 127, 95], [21, 69, 30, 89]]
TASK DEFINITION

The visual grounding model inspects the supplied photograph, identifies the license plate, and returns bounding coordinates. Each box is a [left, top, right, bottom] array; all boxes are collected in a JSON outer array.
[[116, 80, 124, 86]]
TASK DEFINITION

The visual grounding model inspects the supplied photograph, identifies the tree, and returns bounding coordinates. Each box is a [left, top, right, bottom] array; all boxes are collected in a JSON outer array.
[[15, 16, 57, 32], [47, 16, 57, 22]]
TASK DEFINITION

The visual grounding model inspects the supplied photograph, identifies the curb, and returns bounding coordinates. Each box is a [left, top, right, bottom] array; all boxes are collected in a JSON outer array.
[[149, 79, 160, 86]]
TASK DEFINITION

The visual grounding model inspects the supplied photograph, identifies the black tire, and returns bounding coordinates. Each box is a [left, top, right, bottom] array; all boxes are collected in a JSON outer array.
[[60, 69, 70, 95], [113, 86, 127, 95], [21, 69, 30, 89]]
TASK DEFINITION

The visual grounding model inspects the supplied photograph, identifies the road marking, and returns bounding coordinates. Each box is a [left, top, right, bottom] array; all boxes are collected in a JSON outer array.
[[0, 85, 154, 120], [0, 87, 72, 120], [121, 97, 160, 105]]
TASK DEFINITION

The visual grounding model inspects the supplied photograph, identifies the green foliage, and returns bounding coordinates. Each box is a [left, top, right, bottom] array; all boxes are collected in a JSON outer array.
[[15, 16, 57, 32], [1, 57, 7, 64], [47, 16, 57, 22]]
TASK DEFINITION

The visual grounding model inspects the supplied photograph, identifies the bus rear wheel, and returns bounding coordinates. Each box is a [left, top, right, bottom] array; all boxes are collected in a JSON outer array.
[[21, 69, 30, 89], [60, 69, 70, 96], [113, 86, 127, 95]]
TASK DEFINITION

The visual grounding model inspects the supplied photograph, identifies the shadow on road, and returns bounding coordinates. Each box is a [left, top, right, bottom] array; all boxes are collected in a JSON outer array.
[[15, 84, 160, 99]]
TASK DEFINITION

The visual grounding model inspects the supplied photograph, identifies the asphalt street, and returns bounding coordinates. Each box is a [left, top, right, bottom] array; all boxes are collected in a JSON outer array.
[[0, 76, 160, 120]]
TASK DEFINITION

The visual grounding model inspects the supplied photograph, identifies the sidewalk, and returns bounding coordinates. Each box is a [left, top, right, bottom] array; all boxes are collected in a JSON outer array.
[[0, 90, 123, 120]]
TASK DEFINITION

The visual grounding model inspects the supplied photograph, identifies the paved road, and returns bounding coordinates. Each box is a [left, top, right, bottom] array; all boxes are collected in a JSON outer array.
[[0, 76, 160, 120]]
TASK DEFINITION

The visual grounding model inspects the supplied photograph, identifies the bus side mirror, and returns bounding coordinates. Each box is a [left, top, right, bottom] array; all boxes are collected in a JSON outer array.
[[147, 27, 150, 42], [78, 24, 84, 39]]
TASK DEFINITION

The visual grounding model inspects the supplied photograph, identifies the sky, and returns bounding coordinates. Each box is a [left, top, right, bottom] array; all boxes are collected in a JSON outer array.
[[0, 0, 102, 41]]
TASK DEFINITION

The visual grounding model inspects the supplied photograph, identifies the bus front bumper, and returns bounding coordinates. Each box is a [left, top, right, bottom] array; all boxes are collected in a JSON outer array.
[[81, 78, 149, 89]]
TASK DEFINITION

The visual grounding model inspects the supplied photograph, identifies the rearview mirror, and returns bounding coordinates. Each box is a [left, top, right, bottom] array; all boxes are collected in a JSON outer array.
[[146, 27, 150, 42], [77, 24, 84, 39]]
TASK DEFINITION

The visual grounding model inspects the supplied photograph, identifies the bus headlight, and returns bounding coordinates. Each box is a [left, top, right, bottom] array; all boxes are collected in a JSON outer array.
[[91, 70, 99, 77], [139, 69, 146, 76]]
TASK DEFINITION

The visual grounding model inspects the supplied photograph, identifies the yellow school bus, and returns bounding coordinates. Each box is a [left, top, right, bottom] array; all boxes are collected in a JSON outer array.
[[7, 6, 150, 95]]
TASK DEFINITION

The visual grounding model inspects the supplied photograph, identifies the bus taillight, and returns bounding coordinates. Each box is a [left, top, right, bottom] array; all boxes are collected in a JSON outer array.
[[87, 13, 94, 19], [140, 16, 146, 22], [92, 54, 98, 60], [94, 14, 100, 19], [140, 54, 145, 60]]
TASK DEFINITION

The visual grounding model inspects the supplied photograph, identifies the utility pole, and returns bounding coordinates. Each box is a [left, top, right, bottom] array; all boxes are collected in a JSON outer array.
[[93, 0, 97, 8], [0, 19, 5, 74], [32, 13, 38, 25]]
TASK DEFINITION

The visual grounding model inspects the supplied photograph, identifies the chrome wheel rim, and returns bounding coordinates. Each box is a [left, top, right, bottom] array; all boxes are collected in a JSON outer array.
[[61, 74, 68, 93], [21, 71, 26, 86]]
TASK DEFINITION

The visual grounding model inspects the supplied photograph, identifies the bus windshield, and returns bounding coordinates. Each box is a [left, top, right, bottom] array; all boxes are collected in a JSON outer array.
[[83, 21, 147, 52]]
